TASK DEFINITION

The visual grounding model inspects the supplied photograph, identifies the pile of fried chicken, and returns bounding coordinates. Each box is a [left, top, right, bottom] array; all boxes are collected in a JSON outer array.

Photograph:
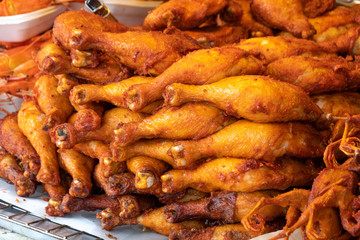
[[2, 0, 360, 239]]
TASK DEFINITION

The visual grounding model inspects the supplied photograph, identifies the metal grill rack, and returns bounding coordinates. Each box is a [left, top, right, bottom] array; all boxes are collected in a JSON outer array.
[[0, 199, 101, 240]]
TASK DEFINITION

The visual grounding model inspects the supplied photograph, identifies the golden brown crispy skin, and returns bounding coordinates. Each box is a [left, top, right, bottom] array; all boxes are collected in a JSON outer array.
[[57, 148, 96, 198], [69, 28, 200, 76], [55, 74, 79, 96], [143, 0, 228, 30], [169, 222, 283, 240], [44, 172, 71, 216], [161, 158, 320, 193], [301, 0, 335, 18], [164, 75, 321, 123], [265, 56, 360, 94], [237, 36, 331, 64], [312, 92, 360, 129], [168, 120, 327, 168], [229, 0, 273, 37], [73, 140, 126, 177], [68, 109, 102, 132], [50, 107, 145, 149], [33, 75, 74, 129], [18, 97, 60, 185], [0, 113, 40, 178], [183, 26, 247, 47], [69, 76, 153, 109], [127, 156, 169, 191], [125, 46, 264, 111], [36, 43, 131, 84], [53, 10, 128, 50], [251, 0, 314, 38], [164, 191, 283, 224], [0, 152, 37, 197], [113, 102, 235, 147]]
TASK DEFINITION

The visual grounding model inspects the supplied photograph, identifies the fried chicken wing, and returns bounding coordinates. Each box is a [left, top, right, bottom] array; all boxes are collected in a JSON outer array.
[[18, 97, 60, 185], [73, 140, 126, 177], [183, 26, 247, 47], [265, 55, 360, 94], [53, 10, 128, 50], [143, 0, 228, 30], [237, 36, 331, 64], [161, 158, 319, 193], [164, 75, 321, 123], [164, 191, 283, 224], [33, 75, 74, 129], [0, 152, 36, 197], [124, 46, 264, 111], [57, 148, 96, 198], [98, 206, 205, 234], [251, 0, 314, 38], [68, 28, 200, 76], [113, 103, 234, 147], [168, 120, 327, 168], [0, 113, 40, 178], [36, 43, 131, 84], [50, 107, 145, 149], [127, 156, 169, 191]]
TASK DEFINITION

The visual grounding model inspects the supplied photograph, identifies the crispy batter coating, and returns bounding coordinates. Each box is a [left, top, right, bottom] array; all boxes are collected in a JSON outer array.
[[265, 55, 360, 94], [57, 148, 96, 198], [0, 113, 40, 178], [168, 120, 327, 167], [68, 28, 200, 76], [50, 107, 145, 149], [33, 74, 74, 129], [18, 97, 60, 185], [251, 0, 314, 38], [164, 191, 283, 224], [164, 75, 322, 123], [124, 46, 264, 111], [161, 158, 320, 193], [0, 152, 36, 197], [302, 0, 335, 18], [113, 103, 234, 147], [143, 0, 228, 30], [68, 109, 102, 132], [53, 10, 128, 50]]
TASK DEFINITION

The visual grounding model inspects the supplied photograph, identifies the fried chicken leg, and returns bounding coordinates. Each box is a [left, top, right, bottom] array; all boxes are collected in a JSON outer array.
[[161, 158, 319, 193], [164, 75, 321, 123], [168, 120, 327, 167], [124, 46, 264, 111], [113, 102, 234, 147]]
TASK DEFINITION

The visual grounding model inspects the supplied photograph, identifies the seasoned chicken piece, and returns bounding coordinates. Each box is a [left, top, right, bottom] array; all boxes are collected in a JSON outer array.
[[33, 75, 74, 129], [183, 26, 247, 47], [56, 74, 79, 96], [237, 36, 332, 64], [68, 28, 200, 76], [50, 107, 145, 149], [125, 46, 264, 111], [0, 152, 36, 197], [53, 10, 127, 50], [161, 158, 320, 193], [0, 113, 40, 178], [67, 109, 102, 132], [251, 0, 314, 38], [73, 140, 126, 177], [97, 206, 205, 234], [57, 149, 96, 198], [302, 0, 335, 17], [265, 55, 360, 94], [69, 76, 154, 109], [164, 75, 322, 123], [36, 43, 131, 84], [18, 97, 60, 185], [113, 103, 234, 147], [164, 191, 283, 223], [143, 0, 228, 30], [168, 120, 327, 168], [230, 0, 273, 37], [312, 92, 360, 129], [127, 156, 169, 191]]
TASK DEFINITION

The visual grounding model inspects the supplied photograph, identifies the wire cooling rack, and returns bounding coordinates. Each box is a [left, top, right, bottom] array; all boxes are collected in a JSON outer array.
[[0, 199, 101, 240]]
